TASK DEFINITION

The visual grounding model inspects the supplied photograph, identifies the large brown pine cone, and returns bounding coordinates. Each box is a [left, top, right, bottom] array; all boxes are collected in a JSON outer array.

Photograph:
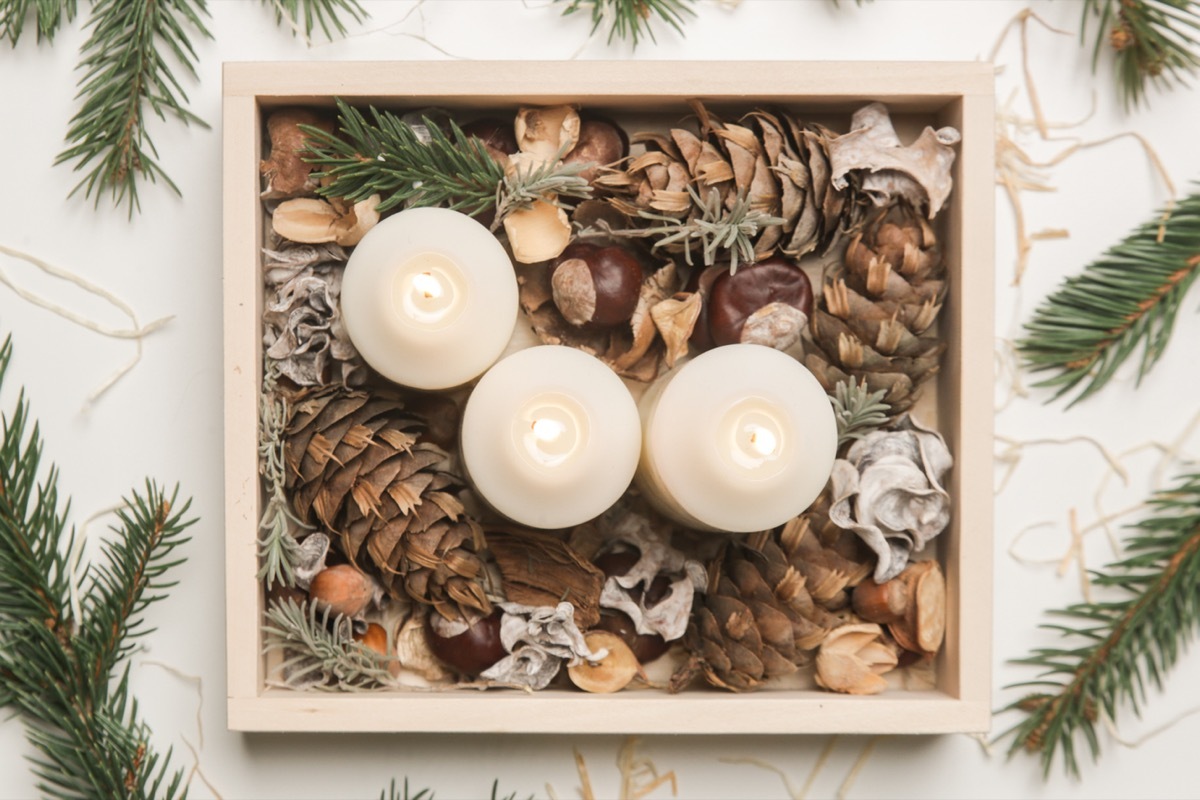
[[595, 101, 857, 262], [283, 387, 492, 622], [806, 201, 946, 414], [670, 532, 841, 693]]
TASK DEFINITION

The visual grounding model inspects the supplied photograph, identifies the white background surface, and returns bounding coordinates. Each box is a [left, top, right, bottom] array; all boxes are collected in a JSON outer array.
[[2, 1, 1200, 797]]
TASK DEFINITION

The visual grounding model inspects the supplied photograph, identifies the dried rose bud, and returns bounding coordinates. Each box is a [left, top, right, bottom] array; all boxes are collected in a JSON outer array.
[[814, 623, 899, 695], [550, 242, 644, 327], [692, 256, 813, 351], [425, 609, 506, 676], [563, 117, 628, 184]]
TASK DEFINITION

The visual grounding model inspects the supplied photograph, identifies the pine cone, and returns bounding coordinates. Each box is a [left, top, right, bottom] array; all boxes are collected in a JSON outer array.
[[596, 101, 856, 261], [778, 510, 872, 612], [805, 202, 946, 414], [671, 532, 841, 692], [283, 387, 492, 621]]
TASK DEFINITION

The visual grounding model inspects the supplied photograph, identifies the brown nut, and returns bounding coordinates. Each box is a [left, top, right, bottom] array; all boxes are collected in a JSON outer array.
[[353, 622, 389, 657], [563, 117, 628, 184], [568, 630, 639, 693], [461, 117, 519, 163], [592, 549, 671, 664], [550, 242, 644, 327], [308, 564, 375, 618], [425, 609, 506, 676], [887, 561, 946, 656], [594, 610, 669, 665], [693, 256, 813, 350], [852, 577, 910, 624]]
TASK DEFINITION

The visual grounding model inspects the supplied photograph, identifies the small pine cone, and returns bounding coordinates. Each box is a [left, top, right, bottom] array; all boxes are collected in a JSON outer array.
[[806, 201, 946, 414], [671, 532, 841, 693], [778, 513, 872, 612], [283, 387, 491, 621]]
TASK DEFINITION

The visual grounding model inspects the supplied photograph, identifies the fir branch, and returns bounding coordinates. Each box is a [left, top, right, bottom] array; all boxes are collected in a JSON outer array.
[[256, 363, 306, 589], [615, 187, 785, 274], [380, 779, 432, 800], [1083, 0, 1200, 108], [1017, 188, 1200, 407], [263, 597, 393, 691], [831, 378, 891, 448], [54, 0, 212, 215], [0, 0, 77, 44], [555, 0, 694, 47], [261, 0, 366, 41], [0, 334, 194, 799], [493, 156, 593, 231], [998, 471, 1200, 777]]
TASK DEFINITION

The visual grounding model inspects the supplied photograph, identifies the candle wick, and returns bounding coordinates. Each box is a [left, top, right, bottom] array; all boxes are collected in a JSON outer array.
[[412, 271, 444, 300], [531, 418, 566, 443]]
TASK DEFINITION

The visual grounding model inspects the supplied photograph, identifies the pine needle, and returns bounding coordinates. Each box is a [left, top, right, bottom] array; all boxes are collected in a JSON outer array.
[[555, 0, 695, 47], [262, 0, 366, 42], [262, 597, 393, 691], [1016, 187, 1200, 406], [831, 378, 891, 448], [0, 0, 77, 44], [1083, 0, 1200, 109], [997, 471, 1200, 777]]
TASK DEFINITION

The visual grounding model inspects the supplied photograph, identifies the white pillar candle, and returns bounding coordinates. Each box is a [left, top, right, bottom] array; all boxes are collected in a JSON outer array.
[[635, 344, 837, 533], [460, 346, 642, 529], [339, 207, 519, 390]]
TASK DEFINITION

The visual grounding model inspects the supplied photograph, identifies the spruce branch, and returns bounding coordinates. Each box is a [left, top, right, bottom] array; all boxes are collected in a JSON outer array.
[[555, 0, 695, 47], [263, 598, 393, 691], [54, 0, 213, 215], [1017, 187, 1200, 407], [0, 333, 194, 799], [1083, 0, 1200, 108], [997, 471, 1200, 777], [831, 378, 891, 448], [303, 100, 591, 221], [261, 0, 365, 42], [613, 187, 785, 274], [0, 0, 77, 44]]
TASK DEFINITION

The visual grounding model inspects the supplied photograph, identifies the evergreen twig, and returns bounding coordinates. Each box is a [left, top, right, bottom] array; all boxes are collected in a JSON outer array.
[[998, 471, 1200, 777], [555, 0, 694, 47], [262, 0, 365, 42], [1017, 188, 1200, 407], [1083, 0, 1200, 108], [262, 598, 393, 691], [0, 0, 77, 43], [0, 334, 195, 800], [831, 378, 891, 448], [256, 362, 307, 589], [302, 99, 591, 222], [54, 0, 213, 215]]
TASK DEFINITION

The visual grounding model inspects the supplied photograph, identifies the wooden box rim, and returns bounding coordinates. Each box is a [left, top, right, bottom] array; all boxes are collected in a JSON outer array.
[[223, 60, 994, 734]]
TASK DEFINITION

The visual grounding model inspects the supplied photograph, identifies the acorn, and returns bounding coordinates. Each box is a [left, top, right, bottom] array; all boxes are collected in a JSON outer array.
[[425, 609, 506, 676], [692, 256, 813, 351], [563, 117, 628, 184], [550, 242, 644, 327], [308, 564, 375, 618], [568, 630, 639, 693], [353, 622, 389, 657], [592, 550, 670, 664]]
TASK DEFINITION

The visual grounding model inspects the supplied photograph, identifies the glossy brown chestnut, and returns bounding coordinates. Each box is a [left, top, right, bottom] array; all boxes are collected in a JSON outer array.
[[592, 549, 671, 664], [693, 256, 814, 349], [461, 118, 519, 161], [425, 610, 506, 676], [550, 242, 644, 327], [563, 117, 628, 184]]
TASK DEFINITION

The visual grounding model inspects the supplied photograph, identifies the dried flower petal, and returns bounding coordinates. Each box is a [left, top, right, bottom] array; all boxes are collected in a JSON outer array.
[[814, 622, 898, 695]]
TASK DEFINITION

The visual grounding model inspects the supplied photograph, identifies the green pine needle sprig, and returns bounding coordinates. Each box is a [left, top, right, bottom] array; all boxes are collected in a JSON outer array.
[[1017, 187, 1200, 407], [831, 378, 891, 449], [263, 0, 365, 42], [303, 99, 591, 223], [263, 597, 393, 691], [1083, 0, 1200, 108], [998, 470, 1200, 777], [0, 0, 77, 44], [556, 0, 695, 47], [0, 334, 196, 800]]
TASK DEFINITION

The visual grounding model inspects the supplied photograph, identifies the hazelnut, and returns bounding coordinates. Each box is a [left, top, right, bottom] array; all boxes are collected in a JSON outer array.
[[568, 630, 639, 693], [693, 256, 813, 350], [308, 564, 376, 618], [353, 622, 389, 657], [461, 117, 519, 163], [563, 117, 628, 184], [550, 242, 644, 327], [425, 609, 506, 676]]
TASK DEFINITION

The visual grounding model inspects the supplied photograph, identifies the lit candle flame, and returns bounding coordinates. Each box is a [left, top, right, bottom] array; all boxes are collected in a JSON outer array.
[[412, 271, 444, 300], [748, 425, 778, 457], [531, 417, 567, 443]]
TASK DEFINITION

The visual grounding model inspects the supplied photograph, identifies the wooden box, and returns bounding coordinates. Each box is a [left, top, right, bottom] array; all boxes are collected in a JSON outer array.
[[223, 61, 994, 733]]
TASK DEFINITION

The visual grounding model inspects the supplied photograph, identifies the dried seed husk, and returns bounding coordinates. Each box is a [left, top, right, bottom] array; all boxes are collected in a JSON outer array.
[[488, 529, 605, 629], [568, 631, 640, 693]]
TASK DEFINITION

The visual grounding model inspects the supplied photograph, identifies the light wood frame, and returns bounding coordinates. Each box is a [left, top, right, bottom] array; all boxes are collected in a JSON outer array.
[[223, 61, 994, 733]]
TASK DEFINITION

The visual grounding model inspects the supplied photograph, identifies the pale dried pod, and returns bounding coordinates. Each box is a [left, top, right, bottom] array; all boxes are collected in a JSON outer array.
[[650, 292, 702, 368], [568, 631, 640, 693], [515, 105, 581, 165], [738, 302, 806, 350], [395, 614, 452, 683], [272, 194, 381, 246], [503, 199, 572, 264], [886, 560, 946, 656], [814, 622, 898, 696]]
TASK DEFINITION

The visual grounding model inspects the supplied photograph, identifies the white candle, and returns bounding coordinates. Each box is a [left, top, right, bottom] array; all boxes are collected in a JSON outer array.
[[460, 346, 642, 529], [339, 207, 518, 390], [635, 344, 837, 533]]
